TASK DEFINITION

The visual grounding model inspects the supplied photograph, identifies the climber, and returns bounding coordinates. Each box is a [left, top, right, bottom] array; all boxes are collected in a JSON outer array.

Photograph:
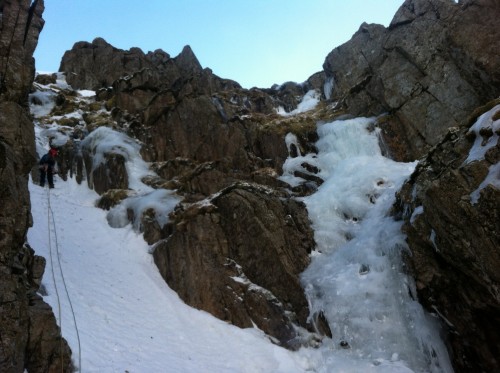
[[39, 148, 58, 188]]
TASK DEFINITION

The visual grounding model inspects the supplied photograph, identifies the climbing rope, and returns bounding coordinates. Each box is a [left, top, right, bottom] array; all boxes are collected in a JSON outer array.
[[46, 187, 82, 372], [46, 187, 64, 372]]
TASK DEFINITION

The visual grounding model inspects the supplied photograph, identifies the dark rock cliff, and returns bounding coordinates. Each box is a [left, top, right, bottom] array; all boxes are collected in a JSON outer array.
[[394, 100, 500, 372], [0, 1, 72, 372], [60, 38, 207, 92], [153, 182, 317, 349], [324, 0, 500, 161]]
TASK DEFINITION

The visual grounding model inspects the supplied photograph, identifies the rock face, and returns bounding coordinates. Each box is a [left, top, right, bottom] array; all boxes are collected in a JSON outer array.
[[60, 37, 230, 93], [153, 182, 317, 348], [394, 100, 500, 373], [83, 151, 128, 195], [324, 0, 500, 161], [0, 1, 72, 372], [60, 38, 320, 183], [57, 36, 326, 197]]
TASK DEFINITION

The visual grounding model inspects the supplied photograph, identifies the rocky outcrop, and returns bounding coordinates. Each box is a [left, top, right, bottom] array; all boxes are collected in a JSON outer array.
[[153, 182, 319, 348], [58, 36, 326, 192], [60, 37, 221, 92], [83, 151, 128, 195], [394, 100, 500, 373], [0, 1, 72, 372], [324, 0, 500, 161], [36, 68, 328, 347], [59, 38, 322, 190]]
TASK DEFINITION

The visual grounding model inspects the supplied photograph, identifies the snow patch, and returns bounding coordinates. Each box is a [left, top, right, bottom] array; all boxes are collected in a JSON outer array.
[[464, 104, 500, 203], [107, 189, 180, 230], [465, 104, 500, 164], [78, 89, 96, 97], [55, 72, 72, 89], [40, 125, 71, 148], [80, 126, 155, 192], [28, 177, 307, 373], [277, 90, 320, 116]]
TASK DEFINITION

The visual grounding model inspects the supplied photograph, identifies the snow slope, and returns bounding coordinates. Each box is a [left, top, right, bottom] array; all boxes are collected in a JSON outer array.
[[28, 178, 311, 373]]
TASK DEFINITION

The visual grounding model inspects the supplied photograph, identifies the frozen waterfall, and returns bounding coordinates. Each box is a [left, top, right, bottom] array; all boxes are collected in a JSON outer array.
[[282, 117, 453, 373]]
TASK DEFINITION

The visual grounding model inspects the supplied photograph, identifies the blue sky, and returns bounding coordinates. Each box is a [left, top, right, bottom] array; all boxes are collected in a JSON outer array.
[[34, 1, 404, 88]]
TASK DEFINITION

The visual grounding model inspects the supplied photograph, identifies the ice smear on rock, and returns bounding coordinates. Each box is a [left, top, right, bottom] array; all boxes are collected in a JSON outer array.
[[464, 104, 500, 204], [277, 89, 320, 116]]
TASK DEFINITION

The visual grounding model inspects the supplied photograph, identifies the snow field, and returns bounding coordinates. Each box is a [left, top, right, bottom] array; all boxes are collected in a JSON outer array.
[[29, 177, 311, 373]]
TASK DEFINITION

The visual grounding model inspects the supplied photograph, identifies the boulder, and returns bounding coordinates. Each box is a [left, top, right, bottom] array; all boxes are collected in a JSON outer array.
[[82, 150, 129, 195], [264, 81, 308, 113], [153, 182, 320, 348], [59, 37, 150, 90], [34, 73, 57, 85], [59, 39, 207, 92], [394, 100, 500, 372]]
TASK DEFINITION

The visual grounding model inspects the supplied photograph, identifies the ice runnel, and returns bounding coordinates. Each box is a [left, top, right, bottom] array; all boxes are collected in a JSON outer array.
[[291, 117, 453, 372]]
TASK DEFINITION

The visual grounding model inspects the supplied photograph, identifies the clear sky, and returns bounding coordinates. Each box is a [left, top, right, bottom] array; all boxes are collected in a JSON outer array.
[[34, 0, 404, 89]]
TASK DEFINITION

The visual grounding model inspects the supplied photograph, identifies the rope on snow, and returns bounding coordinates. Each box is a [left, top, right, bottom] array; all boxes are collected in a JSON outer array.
[[46, 187, 82, 372]]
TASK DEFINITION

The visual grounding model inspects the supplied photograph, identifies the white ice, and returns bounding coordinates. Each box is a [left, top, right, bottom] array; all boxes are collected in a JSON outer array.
[[323, 77, 334, 100], [288, 117, 453, 372], [465, 104, 500, 164], [277, 89, 321, 116]]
